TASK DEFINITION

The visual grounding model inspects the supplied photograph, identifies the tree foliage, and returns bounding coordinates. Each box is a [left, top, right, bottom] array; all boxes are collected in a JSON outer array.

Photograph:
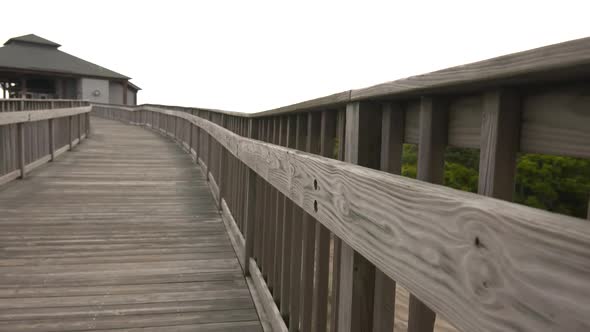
[[401, 144, 590, 219]]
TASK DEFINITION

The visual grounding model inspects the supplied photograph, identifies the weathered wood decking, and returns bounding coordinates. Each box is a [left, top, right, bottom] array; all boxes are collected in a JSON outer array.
[[0, 117, 262, 331]]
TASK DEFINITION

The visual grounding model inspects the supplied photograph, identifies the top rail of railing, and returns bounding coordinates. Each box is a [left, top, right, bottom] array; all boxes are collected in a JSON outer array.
[[100, 36, 590, 117]]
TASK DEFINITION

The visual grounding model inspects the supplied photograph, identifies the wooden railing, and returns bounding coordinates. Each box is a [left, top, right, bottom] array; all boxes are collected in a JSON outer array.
[[91, 36, 590, 332], [0, 99, 91, 185], [7, 36, 589, 332]]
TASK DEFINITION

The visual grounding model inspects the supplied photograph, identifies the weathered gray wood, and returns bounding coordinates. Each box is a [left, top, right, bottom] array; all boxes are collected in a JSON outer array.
[[0, 107, 91, 126], [520, 85, 590, 158], [478, 90, 520, 200], [243, 167, 257, 276], [311, 110, 337, 332], [272, 117, 284, 302], [0, 117, 262, 331], [300, 111, 321, 332], [17, 122, 25, 179], [68, 116, 73, 151], [117, 105, 590, 332], [249, 259, 289, 332], [350, 37, 590, 101], [288, 114, 306, 332], [338, 101, 381, 332], [409, 96, 449, 332], [448, 96, 482, 148], [279, 116, 294, 320], [416, 97, 448, 183], [329, 109, 346, 332], [218, 115, 228, 209], [373, 102, 403, 332]]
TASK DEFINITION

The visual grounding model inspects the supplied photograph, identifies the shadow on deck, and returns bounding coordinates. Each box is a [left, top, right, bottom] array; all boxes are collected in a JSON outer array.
[[0, 117, 262, 331]]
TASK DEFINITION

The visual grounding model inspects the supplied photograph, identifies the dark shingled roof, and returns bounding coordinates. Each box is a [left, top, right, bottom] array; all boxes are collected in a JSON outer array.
[[0, 34, 130, 80]]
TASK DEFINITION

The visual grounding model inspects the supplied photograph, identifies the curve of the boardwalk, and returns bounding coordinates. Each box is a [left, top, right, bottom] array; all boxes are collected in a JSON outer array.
[[0, 117, 263, 331]]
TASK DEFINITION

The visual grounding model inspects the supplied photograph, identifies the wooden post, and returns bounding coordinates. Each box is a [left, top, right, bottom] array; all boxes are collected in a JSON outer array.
[[189, 117, 194, 158], [17, 122, 25, 179], [299, 112, 321, 332], [311, 110, 337, 332], [338, 101, 382, 332], [48, 119, 55, 161], [478, 90, 520, 200], [288, 113, 306, 332], [272, 116, 284, 302], [407, 96, 448, 332], [218, 114, 228, 208], [206, 112, 213, 180], [196, 110, 201, 161], [243, 118, 259, 276], [86, 112, 91, 138], [372, 103, 404, 332], [78, 114, 82, 142], [329, 109, 346, 332], [68, 116, 73, 151], [280, 116, 296, 322]]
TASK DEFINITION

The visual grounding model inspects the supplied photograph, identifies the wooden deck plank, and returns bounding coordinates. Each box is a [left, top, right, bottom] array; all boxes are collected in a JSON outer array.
[[0, 117, 262, 331]]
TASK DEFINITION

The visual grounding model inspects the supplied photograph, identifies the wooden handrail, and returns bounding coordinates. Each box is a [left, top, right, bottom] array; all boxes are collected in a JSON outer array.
[[94, 104, 590, 332], [0, 106, 91, 125], [0, 103, 91, 185]]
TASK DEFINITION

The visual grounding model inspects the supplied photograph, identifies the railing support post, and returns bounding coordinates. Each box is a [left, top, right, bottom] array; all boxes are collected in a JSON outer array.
[[337, 101, 382, 332], [243, 167, 257, 276], [407, 96, 448, 332], [17, 122, 25, 179], [218, 114, 228, 208], [68, 116, 73, 151], [78, 114, 82, 142], [48, 119, 55, 161], [86, 112, 91, 138]]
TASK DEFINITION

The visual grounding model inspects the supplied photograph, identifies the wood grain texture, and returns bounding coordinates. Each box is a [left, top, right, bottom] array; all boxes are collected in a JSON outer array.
[[311, 110, 337, 332], [448, 96, 482, 149], [0, 116, 262, 331], [478, 90, 520, 200], [339, 101, 381, 332], [521, 84, 590, 158], [0, 107, 91, 126], [350, 37, 590, 101], [110, 105, 590, 332]]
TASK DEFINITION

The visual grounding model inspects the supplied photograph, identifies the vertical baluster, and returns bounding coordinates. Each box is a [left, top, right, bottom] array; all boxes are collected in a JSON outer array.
[[372, 103, 404, 331], [311, 110, 337, 332], [300, 111, 321, 332], [17, 122, 25, 178], [68, 116, 73, 151], [280, 116, 295, 323], [264, 118, 275, 290], [218, 114, 228, 208], [289, 113, 307, 332], [329, 109, 346, 332], [407, 96, 448, 332], [273, 117, 284, 303], [338, 101, 382, 332]]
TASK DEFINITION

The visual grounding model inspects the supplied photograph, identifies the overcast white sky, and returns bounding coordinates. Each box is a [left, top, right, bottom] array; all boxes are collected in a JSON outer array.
[[1, 0, 589, 112]]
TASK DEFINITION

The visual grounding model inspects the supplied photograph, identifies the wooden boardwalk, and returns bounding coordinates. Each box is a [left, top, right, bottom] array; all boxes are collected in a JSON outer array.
[[0, 117, 262, 331]]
